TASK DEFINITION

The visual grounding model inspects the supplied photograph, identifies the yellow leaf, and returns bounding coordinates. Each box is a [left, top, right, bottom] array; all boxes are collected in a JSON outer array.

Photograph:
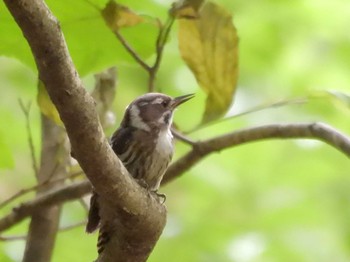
[[37, 81, 62, 126], [178, 2, 239, 123], [102, 0, 144, 31], [170, 0, 204, 19]]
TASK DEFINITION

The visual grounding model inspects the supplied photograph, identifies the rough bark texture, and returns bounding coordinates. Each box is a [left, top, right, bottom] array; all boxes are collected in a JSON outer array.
[[23, 115, 69, 262], [3, 0, 166, 261]]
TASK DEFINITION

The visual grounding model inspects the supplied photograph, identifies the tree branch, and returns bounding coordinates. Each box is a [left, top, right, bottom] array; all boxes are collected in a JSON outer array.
[[0, 171, 83, 210], [149, 16, 175, 92], [1, 122, 349, 233], [3, 0, 166, 261], [114, 16, 175, 92], [0, 234, 26, 242], [4, 0, 157, 213], [114, 30, 151, 72], [163, 122, 350, 184], [0, 221, 86, 242], [0, 181, 91, 232], [3, 4, 350, 262]]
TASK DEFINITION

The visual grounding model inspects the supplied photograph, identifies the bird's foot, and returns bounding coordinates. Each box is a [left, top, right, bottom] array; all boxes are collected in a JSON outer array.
[[151, 190, 166, 204], [135, 179, 166, 204]]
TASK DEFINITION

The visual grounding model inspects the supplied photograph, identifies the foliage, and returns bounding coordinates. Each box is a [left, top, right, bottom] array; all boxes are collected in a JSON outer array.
[[1, 0, 350, 261], [178, 1, 239, 123]]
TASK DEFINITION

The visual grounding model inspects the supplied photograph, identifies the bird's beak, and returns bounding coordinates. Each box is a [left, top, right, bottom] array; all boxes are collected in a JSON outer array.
[[170, 93, 195, 110]]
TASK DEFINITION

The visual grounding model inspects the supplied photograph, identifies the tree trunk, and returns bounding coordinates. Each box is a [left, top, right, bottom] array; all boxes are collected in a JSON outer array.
[[23, 114, 69, 262]]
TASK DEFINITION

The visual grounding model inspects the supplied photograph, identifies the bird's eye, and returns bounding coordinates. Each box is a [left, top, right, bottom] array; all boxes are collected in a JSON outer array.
[[161, 100, 169, 108]]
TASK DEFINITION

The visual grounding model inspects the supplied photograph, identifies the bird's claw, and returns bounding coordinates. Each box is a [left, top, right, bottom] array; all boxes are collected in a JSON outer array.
[[151, 190, 166, 204]]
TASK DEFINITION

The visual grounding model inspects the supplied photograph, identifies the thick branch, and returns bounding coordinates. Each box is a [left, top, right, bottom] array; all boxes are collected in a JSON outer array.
[[1, 122, 349, 232], [3, 0, 151, 211], [163, 122, 350, 183], [3, 0, 166, 260]]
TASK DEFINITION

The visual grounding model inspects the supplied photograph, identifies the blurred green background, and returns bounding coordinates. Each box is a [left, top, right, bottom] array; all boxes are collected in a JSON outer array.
[[1, 0, 350, 261]]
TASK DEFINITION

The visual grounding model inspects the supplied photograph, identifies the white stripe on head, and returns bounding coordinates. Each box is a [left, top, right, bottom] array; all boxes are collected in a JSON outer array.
[[129, 105, 151, 131], [151, 97, 164, 104], [138, 101, 149, 107]]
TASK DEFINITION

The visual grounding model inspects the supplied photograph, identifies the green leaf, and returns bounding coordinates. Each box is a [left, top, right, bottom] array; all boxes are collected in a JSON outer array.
[[178, 1, 239, 123], [0, 0, 159, 76], [0, 4, 36, 69]]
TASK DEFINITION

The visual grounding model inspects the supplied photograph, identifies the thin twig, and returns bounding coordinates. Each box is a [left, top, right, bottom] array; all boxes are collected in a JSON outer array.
[[0, 171, 84, 210], [46, 161, 60, 182], [188, 97, 309, 133], [0, 180, 92, 232], [0, 220, 87, 241], [0, 234, 26, 241], [148, 16, 175, 92], [155, 16, 175, 64], [18, 99, 39, 177], [171, 127, 196, 145], [114, 15, 175, 92], [114, 30, 151, 72]]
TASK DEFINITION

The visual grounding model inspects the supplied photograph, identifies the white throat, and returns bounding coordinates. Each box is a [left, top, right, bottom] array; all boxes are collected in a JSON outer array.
[[155, 128, 173, 155]]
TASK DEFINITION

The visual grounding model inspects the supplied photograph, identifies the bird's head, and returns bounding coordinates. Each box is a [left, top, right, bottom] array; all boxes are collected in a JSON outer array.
[[122, 93, 194, 131]]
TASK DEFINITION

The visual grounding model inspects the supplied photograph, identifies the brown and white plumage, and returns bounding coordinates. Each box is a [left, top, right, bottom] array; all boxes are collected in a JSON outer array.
[[86, 92, 194, 255]]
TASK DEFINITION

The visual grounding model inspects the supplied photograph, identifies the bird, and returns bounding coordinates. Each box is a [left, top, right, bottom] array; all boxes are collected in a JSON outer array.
[[86, 92, 194, 254]]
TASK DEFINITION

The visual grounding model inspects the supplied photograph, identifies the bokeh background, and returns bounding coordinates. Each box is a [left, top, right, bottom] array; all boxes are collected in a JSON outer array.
[[1, 0, 350, 261]]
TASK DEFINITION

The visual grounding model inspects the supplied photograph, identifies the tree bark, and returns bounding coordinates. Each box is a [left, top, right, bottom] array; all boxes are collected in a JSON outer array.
[[3, 0, 166, 261], [23, 114, 69, 262]]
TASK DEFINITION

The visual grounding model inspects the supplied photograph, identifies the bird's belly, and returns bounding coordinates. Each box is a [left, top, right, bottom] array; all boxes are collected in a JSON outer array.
[[145, 129, 173, 190], [146, 152, 172, 191]]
